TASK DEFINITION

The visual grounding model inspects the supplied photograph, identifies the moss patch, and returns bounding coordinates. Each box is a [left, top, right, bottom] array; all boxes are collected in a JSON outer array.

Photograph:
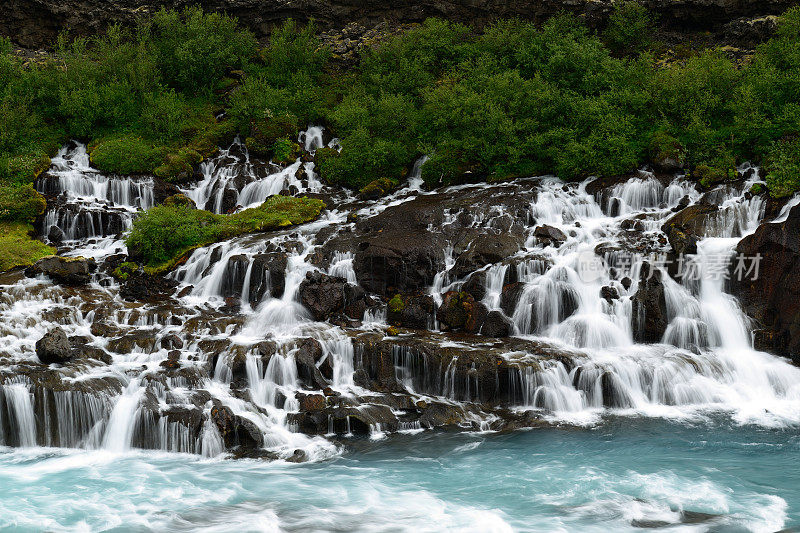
[[126, 195, 325, 272], [0, 222, 55, 272]]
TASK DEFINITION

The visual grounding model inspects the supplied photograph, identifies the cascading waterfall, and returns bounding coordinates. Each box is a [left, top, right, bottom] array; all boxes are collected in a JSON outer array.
[[4, 127, 800, 469]]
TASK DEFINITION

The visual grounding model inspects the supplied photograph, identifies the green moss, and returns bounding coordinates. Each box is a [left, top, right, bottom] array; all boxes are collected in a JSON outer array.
[[126, 195, 325, 272], [749, 183, 764, 195], [90, 135, 167, 175], [358, 177, 398, 199], [0, 185, 47, 223], [154, 148, 203, 182], [388, 294, 406, 313], [111, 261, 140, 281], [0, 222, 55, 272]]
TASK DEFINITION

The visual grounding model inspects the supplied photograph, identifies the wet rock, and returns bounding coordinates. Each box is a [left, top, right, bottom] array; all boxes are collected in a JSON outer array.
[[159, 350, 181, 371], [294, 337, 329, 389], [297, 393, 326, 412], [631, 262, 668, 343], [160, 334, 183, 350], [47, 225, 65, 245], [451, 233, 523, 279], [299, 271, 367, 321], [119, 273, 178, 303], [500, 282, 525, 317], [481, 310, 514, 338], [387, 293, 434, 329], [662, 202, 718, 255], [220, 254, 250, 298], [533, 225, 567, 246], [210, 401, 264, 450], [35, 327, 72, 365], [731, 203, 800, 361], [437, 291, 488, 333], [248, 251, 288, 304], [25, 256, 93, 285], [600, 285, 619, 302], [461, 271, 487, 301]]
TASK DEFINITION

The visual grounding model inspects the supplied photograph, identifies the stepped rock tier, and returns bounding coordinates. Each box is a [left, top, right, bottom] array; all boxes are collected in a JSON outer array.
[[0, 129, 798, 461]]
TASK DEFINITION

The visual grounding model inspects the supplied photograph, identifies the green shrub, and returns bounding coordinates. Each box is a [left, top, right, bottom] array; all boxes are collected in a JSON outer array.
[[149, 7, 257, 92], [90, 135, 167, 175], [315, 129, 411, 188], [765, 137, 800, 197], [603, 1, 655, 55], [272, 138, 300, 164]]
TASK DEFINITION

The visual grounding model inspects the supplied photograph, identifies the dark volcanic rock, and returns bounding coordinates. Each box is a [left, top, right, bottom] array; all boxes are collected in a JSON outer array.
[[662, 202, 718, 255], [35, 327, 72, 364], [25, 256, 93, 285], [247, 251, 288, 304], [481, 310, 514, 338], [437, 291, 488, 334], [294, 337, 329, 389], [387, 293, 435, 329], [451, 233, 523, 279], [731, 203, 800, 361], [5, 0, 793, 50], [119, 273, 179, 303], [631, 262, 668, 343], [533, 225, 567, 246], [299, 272, 369, 321], [210, 401, 264, 450]]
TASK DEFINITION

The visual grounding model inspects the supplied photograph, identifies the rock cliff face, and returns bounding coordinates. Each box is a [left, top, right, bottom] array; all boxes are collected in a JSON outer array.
[[731, 204, 800, 363], [2, 0, 797, 48]]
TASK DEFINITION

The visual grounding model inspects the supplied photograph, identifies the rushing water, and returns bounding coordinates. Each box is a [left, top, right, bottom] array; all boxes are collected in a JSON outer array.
[[0, 419, 797, 531], [2, 132, 799, 529]]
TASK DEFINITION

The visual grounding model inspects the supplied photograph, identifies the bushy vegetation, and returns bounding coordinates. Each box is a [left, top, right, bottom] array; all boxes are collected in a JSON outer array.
[[3, 4, 800, 226], [125, 195, 325, 271]]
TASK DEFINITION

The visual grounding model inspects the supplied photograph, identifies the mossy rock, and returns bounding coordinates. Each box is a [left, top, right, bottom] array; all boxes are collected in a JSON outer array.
[[154, 148, 203, 182], [692, 164, 736, 188], [0, 185, 47, 223], [0, 222, 55, 273], [388, 294, 406, 313], [163, 193, 197, 208], [111, 261, 141, 282], [90, 135, 167, 175], [359, 177, 398, 200]]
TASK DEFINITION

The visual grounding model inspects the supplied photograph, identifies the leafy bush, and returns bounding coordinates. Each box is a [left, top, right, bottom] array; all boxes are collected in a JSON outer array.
[[765, 138, 800, 198], [603, 1, 656, 55], [149, 7, 257, 92]]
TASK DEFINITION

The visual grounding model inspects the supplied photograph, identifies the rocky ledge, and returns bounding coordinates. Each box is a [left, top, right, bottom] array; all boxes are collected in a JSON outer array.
[[2, 0, 795, 49]]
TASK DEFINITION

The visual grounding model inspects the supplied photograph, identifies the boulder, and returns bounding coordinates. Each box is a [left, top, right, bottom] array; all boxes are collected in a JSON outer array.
[[210, 401, 264, 450], [662, 202, 718, 255], [294, 337, 329, 389], [630, 262, 668, 343], [299, 271, 368, 321], [437, 291, 488, 333], [248, 251, 288, 304], [387, 293, 435, 329], [451, 233, 523, 279], [533, 225, 567, 246], [481, 310, 514, 338], [35, 327, 72, 364], [25, 256, 93, 285]]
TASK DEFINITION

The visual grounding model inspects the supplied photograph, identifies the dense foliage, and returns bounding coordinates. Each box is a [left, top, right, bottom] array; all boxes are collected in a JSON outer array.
[[2, 3, 800, 212], [125, 195, 325, 271]]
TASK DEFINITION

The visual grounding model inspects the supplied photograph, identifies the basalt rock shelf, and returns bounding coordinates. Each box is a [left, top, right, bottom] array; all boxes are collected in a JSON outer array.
[[1, 130, 799, 464], [3, 0, 796, 49]]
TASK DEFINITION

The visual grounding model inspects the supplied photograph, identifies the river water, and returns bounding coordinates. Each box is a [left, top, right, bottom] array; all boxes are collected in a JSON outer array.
[[0, 418, 796, 531]]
